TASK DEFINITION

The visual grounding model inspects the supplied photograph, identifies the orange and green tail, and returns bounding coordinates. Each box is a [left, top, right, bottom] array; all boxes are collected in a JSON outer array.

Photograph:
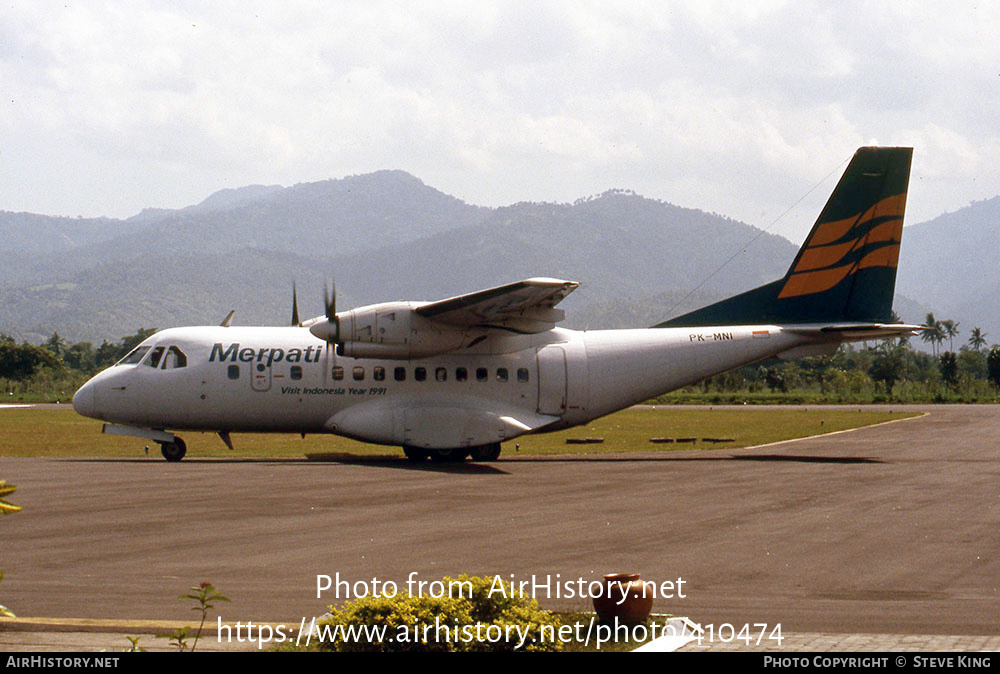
[[658, 146, 912, 327]]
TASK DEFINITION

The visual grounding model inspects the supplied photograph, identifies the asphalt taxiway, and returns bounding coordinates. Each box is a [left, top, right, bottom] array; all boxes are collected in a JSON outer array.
[[1, 404, 998, 647]]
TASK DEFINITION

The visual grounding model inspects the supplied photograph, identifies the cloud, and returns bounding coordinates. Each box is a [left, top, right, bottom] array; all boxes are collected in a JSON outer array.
[[2, 1, 999, 236]]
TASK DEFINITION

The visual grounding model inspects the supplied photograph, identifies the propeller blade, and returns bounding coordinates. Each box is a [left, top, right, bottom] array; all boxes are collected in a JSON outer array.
[[291, 282, 301, 327], [310, 279, 340, 343], [324, 280, 337, 321]]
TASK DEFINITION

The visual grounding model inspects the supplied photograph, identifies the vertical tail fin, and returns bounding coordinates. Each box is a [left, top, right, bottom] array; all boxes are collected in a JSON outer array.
[[658, 147, 912, 327]]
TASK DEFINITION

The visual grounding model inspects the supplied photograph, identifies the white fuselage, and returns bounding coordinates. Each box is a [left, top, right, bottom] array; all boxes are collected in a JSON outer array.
[[73, 323, 812, 450]]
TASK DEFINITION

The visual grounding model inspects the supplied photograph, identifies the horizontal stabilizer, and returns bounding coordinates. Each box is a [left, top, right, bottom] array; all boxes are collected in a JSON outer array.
[[784, 323, 926, 340]]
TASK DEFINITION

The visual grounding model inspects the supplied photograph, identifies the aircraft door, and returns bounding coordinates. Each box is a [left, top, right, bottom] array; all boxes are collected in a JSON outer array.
[[251, 361, 272, 392], [537, 345, 567, 416]]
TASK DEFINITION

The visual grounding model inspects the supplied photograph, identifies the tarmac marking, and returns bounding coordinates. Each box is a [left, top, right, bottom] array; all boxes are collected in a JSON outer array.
[[742, 412, 929, 451]]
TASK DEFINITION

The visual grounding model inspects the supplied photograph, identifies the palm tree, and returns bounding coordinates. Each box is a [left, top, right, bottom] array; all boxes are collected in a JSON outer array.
[[921, 313, 944, 356], [968, 327, 988, 352], [940, 320, 960, 352]]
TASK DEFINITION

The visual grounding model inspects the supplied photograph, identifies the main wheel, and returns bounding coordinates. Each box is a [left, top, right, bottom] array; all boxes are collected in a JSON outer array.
[[402, 445, 429, 462], [429, 448, 468, 462], [161, 438, 187, 462], [470, 443, 502, 461]]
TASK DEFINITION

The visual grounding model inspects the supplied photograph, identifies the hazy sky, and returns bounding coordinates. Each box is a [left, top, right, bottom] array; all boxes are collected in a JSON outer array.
[[3, 1, 999, 243]]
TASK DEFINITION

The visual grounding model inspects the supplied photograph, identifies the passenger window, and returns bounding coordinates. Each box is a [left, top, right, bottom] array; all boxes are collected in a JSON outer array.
[[517, 368, 529, 383], [456, 367, 467, 382], [118, 346, 150, 366], [332, 366, 344, 381], [435, 367, 447, 382], [394, 367, 406, 381], [353, 366, 365, 381], [415, 367, 427, 382], [228, 365, 240, 380], [476, 367, 488, 382], [161, 346, 187, 369], [497, 368, 508, 382], [290, 365, 303, 381], [374, 366, 385, 381], [144, 346, 165, 368]]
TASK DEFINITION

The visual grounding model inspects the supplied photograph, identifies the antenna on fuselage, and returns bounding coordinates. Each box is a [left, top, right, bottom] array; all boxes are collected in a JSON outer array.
[[291, 282, 301, 327], [220, 310, 236, 327]]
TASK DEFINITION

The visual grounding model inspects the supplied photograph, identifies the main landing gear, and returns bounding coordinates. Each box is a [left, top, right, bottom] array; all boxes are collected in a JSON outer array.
[[159, 437, 187, 462], [470, 443, 502, 461], [403, 442, 502, 463]]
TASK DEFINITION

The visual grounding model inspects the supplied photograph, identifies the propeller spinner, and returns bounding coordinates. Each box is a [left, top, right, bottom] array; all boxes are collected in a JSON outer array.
[[308, 280, 341, 344]]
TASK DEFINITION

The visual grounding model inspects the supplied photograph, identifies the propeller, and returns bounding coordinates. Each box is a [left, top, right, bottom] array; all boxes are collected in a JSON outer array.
[[308, 279, 341, 344]]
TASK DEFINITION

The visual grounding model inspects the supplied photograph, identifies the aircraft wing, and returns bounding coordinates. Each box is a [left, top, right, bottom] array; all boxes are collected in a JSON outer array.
[[415, 277, 579, 333]]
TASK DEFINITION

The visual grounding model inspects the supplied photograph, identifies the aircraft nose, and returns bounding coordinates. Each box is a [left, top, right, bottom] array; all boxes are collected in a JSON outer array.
[[72, 380, 97, 419]]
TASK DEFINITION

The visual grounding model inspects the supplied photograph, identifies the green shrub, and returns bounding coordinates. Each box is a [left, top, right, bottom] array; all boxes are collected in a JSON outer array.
[[314, 574, 562, 652]]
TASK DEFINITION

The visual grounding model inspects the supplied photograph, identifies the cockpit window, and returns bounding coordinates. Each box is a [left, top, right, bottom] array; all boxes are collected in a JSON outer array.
[[162, 346, 187, 369], [117, 346, 150, 366], [144, 346, 165, 368]]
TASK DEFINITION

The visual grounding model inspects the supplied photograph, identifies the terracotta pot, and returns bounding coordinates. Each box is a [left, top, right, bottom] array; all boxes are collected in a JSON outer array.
[[592, 573, 654, 626]]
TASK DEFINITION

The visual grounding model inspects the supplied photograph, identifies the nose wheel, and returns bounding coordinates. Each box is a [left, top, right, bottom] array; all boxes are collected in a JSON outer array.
[[160, 438, 187, 462]]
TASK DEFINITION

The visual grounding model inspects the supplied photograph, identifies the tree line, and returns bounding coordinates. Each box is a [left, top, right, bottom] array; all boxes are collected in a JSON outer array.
[[2, 320, 1000, 404], [665, 315, 1000, 403], [0, 328, 156, 402], [0, 328, 157, 380]]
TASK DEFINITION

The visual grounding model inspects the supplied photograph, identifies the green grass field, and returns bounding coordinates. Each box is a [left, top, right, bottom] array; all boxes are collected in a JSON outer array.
[[0, 406, 919, 460]]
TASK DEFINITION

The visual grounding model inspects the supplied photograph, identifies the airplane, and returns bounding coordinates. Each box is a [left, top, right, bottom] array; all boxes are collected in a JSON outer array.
[[72, 146, 921, 462]]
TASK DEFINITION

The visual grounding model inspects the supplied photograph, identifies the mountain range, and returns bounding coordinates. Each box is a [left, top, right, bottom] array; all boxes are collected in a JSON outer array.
[[0, 170, 995, 349]]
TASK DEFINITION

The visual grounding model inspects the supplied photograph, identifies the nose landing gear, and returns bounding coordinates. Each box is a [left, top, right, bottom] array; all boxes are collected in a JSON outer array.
[[159, 437, 187, 462]]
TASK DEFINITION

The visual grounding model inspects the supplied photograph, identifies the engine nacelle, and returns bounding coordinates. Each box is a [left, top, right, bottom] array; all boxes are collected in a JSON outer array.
[[314, 302, 476, 359]]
